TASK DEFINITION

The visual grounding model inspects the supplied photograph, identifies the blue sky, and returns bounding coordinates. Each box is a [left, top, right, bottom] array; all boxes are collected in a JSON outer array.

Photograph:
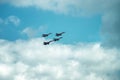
[[0, 4, 101, 44]]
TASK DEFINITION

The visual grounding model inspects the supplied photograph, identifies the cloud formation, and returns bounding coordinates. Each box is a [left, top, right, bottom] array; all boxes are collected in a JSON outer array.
[[0, 0, 119, 15], [21, 26, 47, 38], [0, 18, 3, 24], [0, 16, 20, 26], [0, 38, 120, 80], [22, 27, 37, 38], [101, 8, 120, 48]]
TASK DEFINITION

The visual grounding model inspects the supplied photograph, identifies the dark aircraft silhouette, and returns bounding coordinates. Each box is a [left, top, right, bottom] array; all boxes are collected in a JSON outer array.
[[53, 37, 63, 41], [43, 40, 53, 45], [42, 33, 52, 37], [56, 32, 65, 37]]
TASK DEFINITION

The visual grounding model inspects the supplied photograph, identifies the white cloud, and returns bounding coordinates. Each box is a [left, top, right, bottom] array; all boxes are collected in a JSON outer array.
[[0, 0, 119, 15], [21, 26, 47, 38], [0, 16, 20, 26], [22, 27, 37, 38], [0, 38, 120, 80], [0, 18, 3, 24], [5, 16, 20, 26], [0, 64, 13, 80], [0, 64, 13, 77]]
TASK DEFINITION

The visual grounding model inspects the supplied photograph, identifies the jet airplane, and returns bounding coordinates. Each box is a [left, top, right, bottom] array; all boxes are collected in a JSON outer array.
[[43, 40, 53, 45], [55, 32, 65, 37], [42, 33, 52, 37], [53, 37, 63, 41]]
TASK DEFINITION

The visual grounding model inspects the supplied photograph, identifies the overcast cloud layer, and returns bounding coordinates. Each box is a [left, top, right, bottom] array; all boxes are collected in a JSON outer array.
[[1, 0, 120, 48], [0, 38, 120, 80]]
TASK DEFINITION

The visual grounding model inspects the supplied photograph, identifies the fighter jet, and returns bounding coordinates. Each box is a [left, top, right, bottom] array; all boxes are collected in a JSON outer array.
[[42, 33, 52, 37], [55, 32, 65, 37], [43, 40, 53, 45], [53, 37, 63, 41]]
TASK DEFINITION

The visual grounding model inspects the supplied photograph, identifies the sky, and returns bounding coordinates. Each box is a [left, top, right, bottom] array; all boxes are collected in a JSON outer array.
[[0, 0, 120, 80], [0, 0, 102, 43]]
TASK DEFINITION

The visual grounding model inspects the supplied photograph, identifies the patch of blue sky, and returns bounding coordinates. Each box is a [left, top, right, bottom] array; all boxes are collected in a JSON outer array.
[[0, 4, 102, 44]]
